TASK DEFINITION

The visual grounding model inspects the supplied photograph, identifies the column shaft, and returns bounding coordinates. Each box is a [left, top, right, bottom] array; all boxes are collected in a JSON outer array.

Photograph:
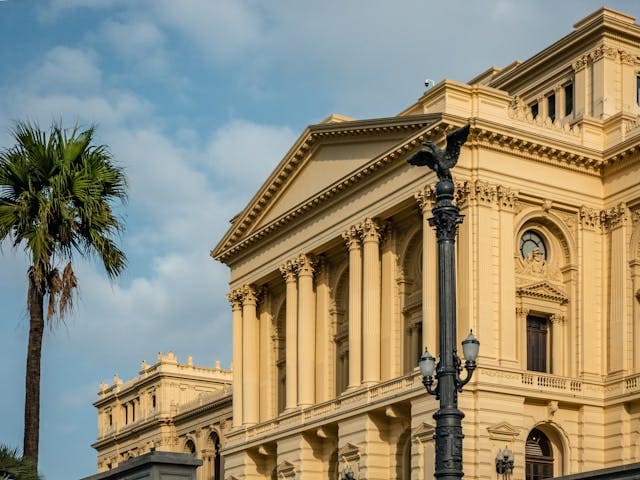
[[361, 218, 382, 385], [242, 286, 259, 425], [228, 290, 243, 427], [343, 226, 362, 389], [280, 262, 298, 410], [297, 254, 316, 406]]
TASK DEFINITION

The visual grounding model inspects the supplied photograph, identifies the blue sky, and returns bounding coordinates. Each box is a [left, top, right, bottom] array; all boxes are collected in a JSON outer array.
[[1, 1, 639, 479]]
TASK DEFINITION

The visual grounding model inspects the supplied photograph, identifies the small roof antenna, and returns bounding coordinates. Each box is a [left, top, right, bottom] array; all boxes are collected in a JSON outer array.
[[424, 78, 435, 89]]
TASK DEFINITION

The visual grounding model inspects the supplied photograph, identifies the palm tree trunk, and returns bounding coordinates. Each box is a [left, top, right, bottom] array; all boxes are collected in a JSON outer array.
[[23, 275, 44, 466]]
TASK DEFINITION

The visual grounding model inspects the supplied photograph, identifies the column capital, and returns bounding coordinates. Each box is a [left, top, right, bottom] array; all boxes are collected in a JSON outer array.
[[359, 217, 383, 243], [550, 314, 566, 325], [279, 260, 298, 283], [226, 289, 244, 310], [516, 306, 529, 318], [296, 253, 317, 277], [415, 185, 436, 214], [342, 225, 362, 249], [242, 284, 259, 306]]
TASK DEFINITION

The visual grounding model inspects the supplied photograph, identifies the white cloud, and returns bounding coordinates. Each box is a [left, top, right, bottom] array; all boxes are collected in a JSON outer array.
[[206, 120, 296, 190], [152, 0, 264, 63], [32, 46, 102, 92]]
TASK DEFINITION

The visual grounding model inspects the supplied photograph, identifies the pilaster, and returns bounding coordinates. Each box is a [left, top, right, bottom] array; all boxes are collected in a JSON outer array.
[[259, 287, 273, 422], [315, 256, 331, 402]]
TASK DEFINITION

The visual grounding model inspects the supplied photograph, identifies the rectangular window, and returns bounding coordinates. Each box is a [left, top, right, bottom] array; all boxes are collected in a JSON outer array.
[[564, 83, 573, 116], [547, 94, 556, 122], [108, 413, 112, 426], [527, 315, 548, 372], [637, 76, 640, 106], [530, 102, 539, 119], [152, 394, 156, 409], [124, 405, 129, 424]]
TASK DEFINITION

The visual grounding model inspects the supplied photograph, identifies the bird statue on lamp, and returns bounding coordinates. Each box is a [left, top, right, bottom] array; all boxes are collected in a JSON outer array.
[[407, 124, 470, 182]]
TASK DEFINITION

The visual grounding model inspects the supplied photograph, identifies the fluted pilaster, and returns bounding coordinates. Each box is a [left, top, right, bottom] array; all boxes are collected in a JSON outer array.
[[342, 225, 362, 389], [416, 186, 438, 356]]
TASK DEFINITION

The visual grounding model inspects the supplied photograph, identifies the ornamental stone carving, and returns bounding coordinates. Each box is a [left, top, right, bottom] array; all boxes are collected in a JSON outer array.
[[579, 206, 601, 230], [296, 253, 317, 276], [415, 184, 436, 213], [226, 288, 244, 309], [342, 225, 362, 249], [279, 259, 298, 282], [601, 204, 630, 230], [359, 217, 384, 243]]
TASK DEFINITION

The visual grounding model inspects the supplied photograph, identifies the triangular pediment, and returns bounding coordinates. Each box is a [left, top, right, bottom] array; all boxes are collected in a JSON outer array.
[[212, 114, 443, 262], [516, 280, 568, 305], [487, 422, 520, 441], [338, 442, 360, 461], [412, 421, 435, 442]]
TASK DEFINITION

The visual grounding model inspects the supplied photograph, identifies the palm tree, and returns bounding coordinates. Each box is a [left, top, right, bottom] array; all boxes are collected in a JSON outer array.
[[0, 122, 127, 467], [0, 445, 41, 480]]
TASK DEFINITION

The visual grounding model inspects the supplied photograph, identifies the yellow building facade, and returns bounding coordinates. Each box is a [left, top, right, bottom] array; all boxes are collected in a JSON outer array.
[[92, 352, 231, 480], [211, 8, 640, 480]]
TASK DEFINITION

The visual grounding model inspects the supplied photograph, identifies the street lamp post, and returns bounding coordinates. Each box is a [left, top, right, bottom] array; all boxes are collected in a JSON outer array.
[[408, 124, 479, 480]]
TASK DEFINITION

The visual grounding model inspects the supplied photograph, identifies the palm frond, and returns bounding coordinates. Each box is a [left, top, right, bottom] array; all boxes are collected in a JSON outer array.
[[0, 444, 41, 480]]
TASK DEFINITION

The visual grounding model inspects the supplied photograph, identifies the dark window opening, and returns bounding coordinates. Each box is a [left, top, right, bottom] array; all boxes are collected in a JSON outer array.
[[124, 405, 129, 424], [564, 83, 573, 116], [108, 413, 113, 426], [152, 394, 156, 409], [636, 76, 640, 106], [531, 102, 539, 119], [527, 315, 548, 372], [526, 428, 554, 480], [547, 94, 556, 122]]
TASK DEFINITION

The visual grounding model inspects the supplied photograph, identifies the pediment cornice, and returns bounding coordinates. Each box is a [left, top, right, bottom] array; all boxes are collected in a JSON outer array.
[[211, 114, 443, 262], [516, 280, 569, 305], [212, 116, 615, 263]]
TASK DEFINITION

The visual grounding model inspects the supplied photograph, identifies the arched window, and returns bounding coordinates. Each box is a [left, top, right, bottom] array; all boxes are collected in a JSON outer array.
[[401, 233, 422, 374], [525, 428, 553, 479], [184, 439, 196, 456], [206, 432, 221, 480], [395, 429, 412, 479]]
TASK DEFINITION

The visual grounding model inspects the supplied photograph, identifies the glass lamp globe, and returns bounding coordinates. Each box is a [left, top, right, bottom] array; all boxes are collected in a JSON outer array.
[[462, 330, 480, 362], [418, 349, 436, 377]]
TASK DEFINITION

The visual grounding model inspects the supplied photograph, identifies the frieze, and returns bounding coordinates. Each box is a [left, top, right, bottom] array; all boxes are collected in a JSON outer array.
[[507, 96, 581, 135]]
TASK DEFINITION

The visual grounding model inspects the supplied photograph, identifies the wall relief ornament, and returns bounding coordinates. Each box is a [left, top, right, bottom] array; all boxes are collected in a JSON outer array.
[[601, 203, 630, 230]]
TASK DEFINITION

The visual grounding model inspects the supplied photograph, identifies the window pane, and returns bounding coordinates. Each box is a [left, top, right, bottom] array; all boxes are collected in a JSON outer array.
[[564, 83, 573, 116], [548, 94, 556, 122], [531, 102, 539, 119]]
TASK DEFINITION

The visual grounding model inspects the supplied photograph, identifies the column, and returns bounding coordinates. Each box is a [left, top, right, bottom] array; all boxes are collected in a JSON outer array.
[[361, 218, 382, 385], [227, 289, 243, 427], [380, 223, 396, 380], [280, 260, 298, 410], [259, 287, 273, 421], [416, 186, 438, 356], [342, 226, 362, 389], [297, 254, 316, 407], [242, 285, 259, 425], [315, 257, 331, 403]]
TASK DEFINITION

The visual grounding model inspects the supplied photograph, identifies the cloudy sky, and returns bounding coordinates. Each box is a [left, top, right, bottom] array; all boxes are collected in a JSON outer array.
[[1, 1, 639, 479]]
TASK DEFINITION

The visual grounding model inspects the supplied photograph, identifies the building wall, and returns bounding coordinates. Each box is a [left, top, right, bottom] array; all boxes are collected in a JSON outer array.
[[92, 352, 232, 480], [211, 8, 640, 480]]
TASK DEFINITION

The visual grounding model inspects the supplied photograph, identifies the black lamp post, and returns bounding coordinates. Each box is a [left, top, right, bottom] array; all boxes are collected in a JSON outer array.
[[408, 124, 479, 480]]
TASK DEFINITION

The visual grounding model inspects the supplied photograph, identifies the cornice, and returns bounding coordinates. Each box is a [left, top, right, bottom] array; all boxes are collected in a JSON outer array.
[[212, 115, 445, 263], [214, 118, 615, 264], [469, 119, 603, 175]]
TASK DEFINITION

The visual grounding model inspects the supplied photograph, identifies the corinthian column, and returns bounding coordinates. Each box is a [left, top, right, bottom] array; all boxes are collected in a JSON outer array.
[[361, 218, 383, 385], [416, 186, 438, 356], [297, 254, 317, 406], [342, 225, 362, 389], [242, 285, 259, 425], [227, 289, 243, 427], [279, 260, 298, 410]]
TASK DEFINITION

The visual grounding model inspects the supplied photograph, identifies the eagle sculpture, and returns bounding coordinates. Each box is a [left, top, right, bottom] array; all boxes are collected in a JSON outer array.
[[407, 124, 470, 181]]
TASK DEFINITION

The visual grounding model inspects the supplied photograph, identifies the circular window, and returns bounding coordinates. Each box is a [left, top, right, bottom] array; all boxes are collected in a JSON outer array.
[[520, 230, 546, 260]]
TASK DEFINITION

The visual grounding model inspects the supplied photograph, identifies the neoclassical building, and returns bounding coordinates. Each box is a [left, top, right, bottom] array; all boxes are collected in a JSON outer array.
[[210, 7, 640, 480], [92, 352, 232, 480]]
